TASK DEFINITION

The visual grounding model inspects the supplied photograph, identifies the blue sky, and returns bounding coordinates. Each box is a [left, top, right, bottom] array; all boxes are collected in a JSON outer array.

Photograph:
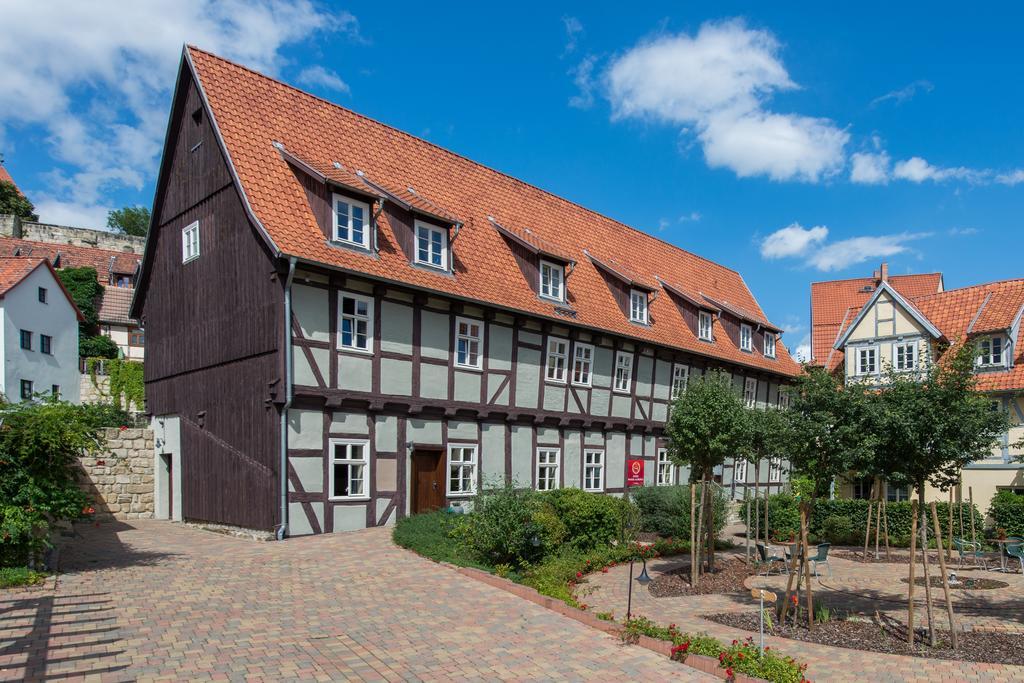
[[2, 2, 1022, 359]]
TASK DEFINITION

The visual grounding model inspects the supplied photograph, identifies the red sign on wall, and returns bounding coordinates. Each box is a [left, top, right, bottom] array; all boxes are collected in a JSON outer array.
[[626, 459, 645, 487]]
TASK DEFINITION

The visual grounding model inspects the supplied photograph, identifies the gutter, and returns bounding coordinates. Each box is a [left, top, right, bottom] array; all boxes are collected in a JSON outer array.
[[277, 256, 297, 540]]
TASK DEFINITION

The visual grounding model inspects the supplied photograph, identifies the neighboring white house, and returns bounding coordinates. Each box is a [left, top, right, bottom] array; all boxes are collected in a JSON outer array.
[[0, 257, 83, 403]]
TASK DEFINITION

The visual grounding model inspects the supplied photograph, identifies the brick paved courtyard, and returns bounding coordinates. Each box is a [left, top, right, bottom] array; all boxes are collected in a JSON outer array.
[[0, 521, 706, 682], [579, 547, 1024, 682]]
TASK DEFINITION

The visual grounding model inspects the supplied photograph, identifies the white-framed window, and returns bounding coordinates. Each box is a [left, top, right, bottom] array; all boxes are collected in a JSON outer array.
[[777, 390, 790, 409], [978, 336, 1004, 367], [332, 194, 370, 248], [328, 439, 370, 500], [656, 448, 676, 486], [536, 448, 560, 491], [629, 289, 648, 324], [893, 341, 917, 372], [734, 458, 747, 483], [764, 334, 776, 358], [855, 346, 877, 375], [455, 316, 483, 369], [338, 292, 373, 353], [698, 310, 713, 340], [545, 337, 568, 383], [572, 343, 594, 386], [743, 377, 757, 407], [540, 260, 565, 302], [740, 323, 753, 352], [768, 457, 782, 482], [583, 450, 604, 492], [182, 221, 200, 263], [671, 364, 689, 400], [614, 351, 633, 393], [885, 483, 911, 502], [446, 445, 477, 496], [415, 220, 448, 270]]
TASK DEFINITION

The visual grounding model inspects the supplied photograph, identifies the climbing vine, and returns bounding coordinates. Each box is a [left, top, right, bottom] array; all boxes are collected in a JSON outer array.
[[85, 358, 144, 412]]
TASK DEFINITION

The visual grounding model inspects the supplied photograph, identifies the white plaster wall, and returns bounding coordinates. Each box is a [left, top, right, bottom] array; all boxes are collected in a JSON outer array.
[[151, 414, 183, 521], [2, 266, 80, 403]]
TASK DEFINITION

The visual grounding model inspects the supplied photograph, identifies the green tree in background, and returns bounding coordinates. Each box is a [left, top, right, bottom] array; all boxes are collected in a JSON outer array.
[[56, 267, 119, 359], [106, 206, 150, 237], [0, 180, 38, 220]]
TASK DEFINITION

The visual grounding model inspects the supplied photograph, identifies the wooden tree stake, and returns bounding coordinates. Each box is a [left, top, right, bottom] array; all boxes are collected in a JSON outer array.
[[801, 503, 814, 630], [882, 496, 891, 560], [745, 490, 751, 565], [930, 501, 958, 650], [874, 497, 882, 559], [947, 488, 954, 563], [969, 486, 977, 550], [919, 496, 936, 648], [694, 479, 705, 586], [907, 499, 918, 647], [690, 482, 697, 588], [863, 487, 875, 560]]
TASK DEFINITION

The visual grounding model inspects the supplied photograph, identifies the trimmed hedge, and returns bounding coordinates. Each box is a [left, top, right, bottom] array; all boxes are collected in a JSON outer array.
[[989, 491, 1024, 537], [744, 494, 984, 547], [631, 484, 728, 539]]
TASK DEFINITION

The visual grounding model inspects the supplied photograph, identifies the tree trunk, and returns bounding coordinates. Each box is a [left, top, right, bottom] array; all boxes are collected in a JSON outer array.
[[908, 499, 918, 647], [690, 482, 697, 588], [969, 486, 977, 549], [863, 480, 875, 559], [919, 486, 936, 647], [930, 502, 958, 650], [801, 502, 814, 630], [874, 496, 882, 559], [704, 472, 715, 573], [694, 479, 705, 588]]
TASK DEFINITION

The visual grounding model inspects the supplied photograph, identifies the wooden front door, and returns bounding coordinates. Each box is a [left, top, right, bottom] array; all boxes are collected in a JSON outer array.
[[412, 450, 446, 513]]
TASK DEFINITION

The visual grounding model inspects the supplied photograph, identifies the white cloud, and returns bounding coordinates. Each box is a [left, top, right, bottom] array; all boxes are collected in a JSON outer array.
[[948, 227, 979, 236], [892, 156, 981, 183], [33, 199, 112, 231], [604, 19, 848, 182], [870, 79, 933, 107], [679, 211, 701, 222], [805, 232, 930, 272], [0, 0, 352, 225], [761, 222, 930, 272], [793, 333, 810, 363], [850, 151, 891, 184], [996, 169, 1024, 186], [568, 54, 598, 109], [562, 16, 583, 56], [297, 65, 350, 94], [760, 222, 828, 259]]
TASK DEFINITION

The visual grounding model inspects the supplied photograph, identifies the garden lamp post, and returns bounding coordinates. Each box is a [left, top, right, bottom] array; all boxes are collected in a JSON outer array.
[[625, 554, 652, 620]]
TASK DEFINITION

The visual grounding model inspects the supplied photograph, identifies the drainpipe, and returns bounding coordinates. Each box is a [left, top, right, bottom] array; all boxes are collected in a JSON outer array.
[[277, 256, 297, 540]]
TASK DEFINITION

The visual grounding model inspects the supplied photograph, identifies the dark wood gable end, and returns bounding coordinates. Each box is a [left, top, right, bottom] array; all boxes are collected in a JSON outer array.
[[585, 251, 657, 323], [489, 217, 576, 310], [657, 277, 721, 340], [703, 294, 782, 358]]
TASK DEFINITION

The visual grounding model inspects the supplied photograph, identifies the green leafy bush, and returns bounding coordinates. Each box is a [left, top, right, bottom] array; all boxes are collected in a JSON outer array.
[[392, 510, 490, 570], [455, 484, 547, 566], [631, 484, 727, 539], [821, 515, 854, 545], [0, 566, 47, 589], [541, 488, 633, 550], [989, 491, 1024, 537]]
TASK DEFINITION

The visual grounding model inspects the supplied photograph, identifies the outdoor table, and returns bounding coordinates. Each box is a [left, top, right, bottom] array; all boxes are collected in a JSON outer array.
[[993, 539, 1014, 573]]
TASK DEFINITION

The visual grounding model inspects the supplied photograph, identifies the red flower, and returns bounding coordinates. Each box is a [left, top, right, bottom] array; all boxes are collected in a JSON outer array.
[[732, 639, 738, 645], [719, 653, 725, 663], [580, 603, 588, 610], [119, 425, 127, 431], [576, 571, 582, 578], [790, 594, 798, 604], [726, 667, 734, 678], [738, 652, 745, 660], [601, 567, 608, 573]]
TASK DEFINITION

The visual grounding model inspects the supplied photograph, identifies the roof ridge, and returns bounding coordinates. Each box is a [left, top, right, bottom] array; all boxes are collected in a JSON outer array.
[[810, 272, 943, 286], [185, 44, 744, 280], [911, 277, 1024, 301]]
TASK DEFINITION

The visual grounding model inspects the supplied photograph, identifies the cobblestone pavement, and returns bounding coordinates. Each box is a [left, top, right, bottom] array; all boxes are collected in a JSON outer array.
[[0, 520, 708, 682], [578, 546, 1024, 682]]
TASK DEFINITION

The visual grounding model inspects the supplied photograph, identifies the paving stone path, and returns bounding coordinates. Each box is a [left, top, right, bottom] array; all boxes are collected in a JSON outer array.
[[578, 547, 1024, 682], [1, 520, 707, 682]]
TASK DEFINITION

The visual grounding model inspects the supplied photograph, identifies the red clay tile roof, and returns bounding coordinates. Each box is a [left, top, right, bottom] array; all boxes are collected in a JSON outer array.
[[0, 236, 139, 281], [185, 46, 798, 377], [489, 217, 575, 264], [0, 257, 85, 320], [97, 286, 136, 325], [810, 272, 943, 368], [0, 164, 16, 191]]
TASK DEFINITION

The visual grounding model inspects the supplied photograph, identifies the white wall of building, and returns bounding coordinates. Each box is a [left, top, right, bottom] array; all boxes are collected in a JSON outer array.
[[1, 265, 81, 403]]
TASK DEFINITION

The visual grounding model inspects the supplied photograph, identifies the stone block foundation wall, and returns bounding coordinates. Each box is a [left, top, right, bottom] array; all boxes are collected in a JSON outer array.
[[77, 428, 155, 520]]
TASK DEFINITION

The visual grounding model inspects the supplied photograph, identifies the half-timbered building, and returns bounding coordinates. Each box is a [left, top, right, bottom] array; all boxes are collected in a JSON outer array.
[[132, 47, 800, 536]]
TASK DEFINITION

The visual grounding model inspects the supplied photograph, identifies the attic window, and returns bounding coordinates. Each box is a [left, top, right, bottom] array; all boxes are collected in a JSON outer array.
[[332, 193, 370, 249], [415, 220, 448, 270], [192, 107, 203, 125], [540, 260, 564, 302], [629, 289, 648, 324], [764, 333, 776, 358], [740, 323, 753, 352], [698, 310, 713, 341], [978, 336, 1004, 367]]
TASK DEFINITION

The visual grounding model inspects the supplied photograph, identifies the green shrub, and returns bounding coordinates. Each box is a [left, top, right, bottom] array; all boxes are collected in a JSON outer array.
[[0, 566, 47, 589], [632, 484, 727, 539], [541, 488, 633, 550], [456, 484, 548, 566], [989, 491, 1024, 537], [821, 515, 854, 545], [392, 510, 489, 569]]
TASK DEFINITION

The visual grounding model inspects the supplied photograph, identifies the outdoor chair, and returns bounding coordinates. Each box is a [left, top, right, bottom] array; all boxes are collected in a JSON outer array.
[[810, 543, 832, 578], [756, 542, 787, 576], [953, 538, 988, 570], [1007, 542, 1024, 574], [1002, 537, 1024, 567]]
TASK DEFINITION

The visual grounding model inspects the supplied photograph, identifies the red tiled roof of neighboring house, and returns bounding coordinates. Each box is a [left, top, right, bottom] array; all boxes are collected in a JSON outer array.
[[0, 236, 139, 281], [97, 286, 136, 325], [0, 164, 17, 191], [810, 272, 943, 369], [181, 47, 798, 376], [0, 257, 85, 320]]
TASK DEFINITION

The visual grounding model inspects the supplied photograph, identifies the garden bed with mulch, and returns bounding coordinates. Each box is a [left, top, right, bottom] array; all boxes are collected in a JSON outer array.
[[705, 611, 1024, 664], [902, 576, 1009, 590], [648, 557, 753, 597], [831, 548, 960, 564]]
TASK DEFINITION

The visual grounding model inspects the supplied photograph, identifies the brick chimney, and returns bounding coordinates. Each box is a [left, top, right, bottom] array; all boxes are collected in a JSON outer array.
[[880, 262, 889, 282]]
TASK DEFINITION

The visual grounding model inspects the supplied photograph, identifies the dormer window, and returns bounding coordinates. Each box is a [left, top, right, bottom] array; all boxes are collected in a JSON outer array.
[[764, 333, 776, 358], [698, 310, 713, 341], [332, 194, 370, 248], [740, 323, 753, 352], [415, 220, 448, 270], [629, 289, 648, 324], [978, 336, 1004, 367], [540, 260, 564, 301]]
